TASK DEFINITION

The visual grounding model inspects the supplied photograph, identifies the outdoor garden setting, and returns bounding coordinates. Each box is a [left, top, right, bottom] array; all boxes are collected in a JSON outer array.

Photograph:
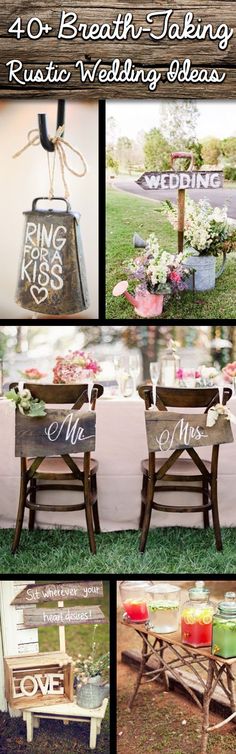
[[1, 324, 236, 574], [0, 579, 109, 754], [106, 101, 236, 320], [117, 580, 236, 754]]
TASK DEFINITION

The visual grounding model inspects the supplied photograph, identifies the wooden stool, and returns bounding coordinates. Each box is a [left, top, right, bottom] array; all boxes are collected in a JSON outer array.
[[23, 697, 108, 749]]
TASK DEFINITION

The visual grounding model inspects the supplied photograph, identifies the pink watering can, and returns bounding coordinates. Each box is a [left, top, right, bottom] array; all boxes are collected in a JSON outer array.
[[112, 281, 164, 318]]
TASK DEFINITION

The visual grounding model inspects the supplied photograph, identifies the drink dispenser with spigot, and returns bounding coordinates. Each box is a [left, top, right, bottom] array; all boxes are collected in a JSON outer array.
[[181, 581, 214, 647], [119, 581, 152, 623]]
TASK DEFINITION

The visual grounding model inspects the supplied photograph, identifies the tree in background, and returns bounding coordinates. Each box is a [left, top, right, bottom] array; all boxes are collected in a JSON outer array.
[[159, 101, 199, 149], [116, 136, 133, 173], [144, 128, 171, 171], [202, 137, 221, 166], [221, 137, 236, 165], [106, 148, 119, 175], [186, 140, 204, 170]]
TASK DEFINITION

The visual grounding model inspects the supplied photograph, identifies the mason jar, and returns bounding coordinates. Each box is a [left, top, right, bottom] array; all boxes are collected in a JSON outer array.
[[181, 581, 214, 647], [147, 583, 181, 633], [212, 592, 236, 659], [119, 581, 152, 622]]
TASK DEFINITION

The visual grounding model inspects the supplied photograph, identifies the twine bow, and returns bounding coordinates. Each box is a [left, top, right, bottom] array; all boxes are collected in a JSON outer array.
[[13, 126, 87, 200], [206, 403, 236, 427]]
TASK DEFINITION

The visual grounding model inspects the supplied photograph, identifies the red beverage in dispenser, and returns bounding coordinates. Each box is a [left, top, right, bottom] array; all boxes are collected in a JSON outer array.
[[124, 600, 149, 622], [181, 616, 212, 647]]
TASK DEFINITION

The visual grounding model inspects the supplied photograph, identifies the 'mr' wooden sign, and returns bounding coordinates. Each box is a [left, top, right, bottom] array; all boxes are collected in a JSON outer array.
[[137, 170, 224, 191], [15, 409, 96, 457], [145, 411, 233, 453]]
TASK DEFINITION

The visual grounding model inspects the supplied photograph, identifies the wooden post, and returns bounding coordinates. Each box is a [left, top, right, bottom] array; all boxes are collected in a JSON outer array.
[[177, 188, 185, 254], [171, 151, 194, 255]]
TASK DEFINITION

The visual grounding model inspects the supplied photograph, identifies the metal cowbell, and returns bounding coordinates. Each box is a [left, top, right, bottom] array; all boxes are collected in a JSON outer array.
[[15, 197, 90, 315]]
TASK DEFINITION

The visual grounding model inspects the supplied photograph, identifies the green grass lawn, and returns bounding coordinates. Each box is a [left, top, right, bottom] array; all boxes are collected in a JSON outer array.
[[1, 527, 236, 574], [106, 188, 236, 319]]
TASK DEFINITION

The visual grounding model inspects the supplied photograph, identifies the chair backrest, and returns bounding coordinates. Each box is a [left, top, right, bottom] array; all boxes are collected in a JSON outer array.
[[11, 383, 104, 458], [138, 385, 233, 454], [138, 384, 232, 411]]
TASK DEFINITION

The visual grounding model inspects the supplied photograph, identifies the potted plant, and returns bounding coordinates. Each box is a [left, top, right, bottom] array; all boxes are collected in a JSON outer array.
[[163, 197, 236, 291], [117, 234, 193, 318], [73, 625, 110, 709]]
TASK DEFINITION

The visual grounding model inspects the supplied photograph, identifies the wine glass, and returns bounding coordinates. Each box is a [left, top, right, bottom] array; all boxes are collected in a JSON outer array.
[[129, 354, 140, 394], [150, 362, 160, 407], [113, 355, 126, 395]]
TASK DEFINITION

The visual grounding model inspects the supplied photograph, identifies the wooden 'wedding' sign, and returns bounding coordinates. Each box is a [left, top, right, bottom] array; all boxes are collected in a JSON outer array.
[[145, 411, 233, 453], [137, 170, 224, 191], [15, 409, 96, 457], [4, 652, 73, 709], [11, 581, 103, 605], [23, 605, 106, 628]]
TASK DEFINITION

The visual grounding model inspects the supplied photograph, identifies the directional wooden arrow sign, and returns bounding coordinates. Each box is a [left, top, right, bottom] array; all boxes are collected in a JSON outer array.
[[136, 170, 224, 191], [23, 605, 107, 628], [11, 581, 104, 605]]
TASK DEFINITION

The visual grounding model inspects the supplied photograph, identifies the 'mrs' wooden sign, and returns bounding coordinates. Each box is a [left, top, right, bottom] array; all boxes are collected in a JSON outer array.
[[145, 411, 233, 452], [4, 652, 73, 709]]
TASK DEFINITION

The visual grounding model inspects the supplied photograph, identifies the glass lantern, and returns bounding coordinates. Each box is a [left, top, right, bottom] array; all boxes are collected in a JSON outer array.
[[212, 592, 236, 659], [119, 580, 152, 623], [181, 581, 214, 647], [147, 583, 181, 633], [160, 341, 180, 387]]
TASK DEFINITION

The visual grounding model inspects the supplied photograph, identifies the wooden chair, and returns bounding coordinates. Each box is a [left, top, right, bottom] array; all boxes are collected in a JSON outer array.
[[138, 385, 233, 553], [11, 383, 103, 555]]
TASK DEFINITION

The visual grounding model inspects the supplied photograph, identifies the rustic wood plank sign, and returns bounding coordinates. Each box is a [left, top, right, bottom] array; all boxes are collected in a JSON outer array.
[[23, 605, 107, 628], [15, 409, 96, 457], [145, 411, 234, 452], [4, 652, 73, 709], [11, 581, 103, 606], [137, 170, 224, 191], [0, 2, 236, 97]]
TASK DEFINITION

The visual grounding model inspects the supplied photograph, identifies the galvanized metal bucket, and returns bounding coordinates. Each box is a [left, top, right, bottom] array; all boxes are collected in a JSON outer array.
[[15, 197, 90, 315], [184, 247, 227, 292]]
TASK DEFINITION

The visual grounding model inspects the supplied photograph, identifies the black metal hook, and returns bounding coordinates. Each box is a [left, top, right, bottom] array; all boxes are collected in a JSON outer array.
[[38, 100, 65, 152]]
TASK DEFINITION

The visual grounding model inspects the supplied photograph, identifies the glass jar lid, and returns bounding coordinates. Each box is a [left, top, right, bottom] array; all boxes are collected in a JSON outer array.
[[217, 592, 236, 616], [188, 580, 209, 601]]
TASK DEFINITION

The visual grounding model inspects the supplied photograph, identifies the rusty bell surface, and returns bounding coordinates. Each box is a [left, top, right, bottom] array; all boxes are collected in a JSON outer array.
[[15, 197, 90, 315]]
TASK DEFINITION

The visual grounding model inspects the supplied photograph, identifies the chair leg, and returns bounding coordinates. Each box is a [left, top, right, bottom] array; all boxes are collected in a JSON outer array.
[[12, 469, 27, 554], [139, 474, 155, 553], [84, 454, 96, 554], [211, 477, 223, 551], [202, 479, 210, 529], [28, 479, 37, 531], [139, 474, 147, 530], [91, 475, 101, 534]]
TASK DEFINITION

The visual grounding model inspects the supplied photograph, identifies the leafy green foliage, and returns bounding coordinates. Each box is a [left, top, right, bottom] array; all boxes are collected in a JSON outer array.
[[144, 128, 172, 171]]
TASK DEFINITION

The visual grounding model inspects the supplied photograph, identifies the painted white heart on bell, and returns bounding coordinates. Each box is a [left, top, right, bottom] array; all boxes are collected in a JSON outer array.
[[30, 286, 48, 305]]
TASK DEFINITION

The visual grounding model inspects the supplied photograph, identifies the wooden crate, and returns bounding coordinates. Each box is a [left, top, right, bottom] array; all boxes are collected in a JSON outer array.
[[4, 651, 73, 709]]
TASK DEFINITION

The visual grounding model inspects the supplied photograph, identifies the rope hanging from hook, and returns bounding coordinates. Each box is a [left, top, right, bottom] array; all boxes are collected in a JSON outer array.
[[13, 125, 87, 200]]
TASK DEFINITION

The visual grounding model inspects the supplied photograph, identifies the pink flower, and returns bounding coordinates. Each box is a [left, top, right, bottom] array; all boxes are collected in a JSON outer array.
[[20, 368, 47, 381], [169, 270, 181, 283], [52, 350, 101, 384]]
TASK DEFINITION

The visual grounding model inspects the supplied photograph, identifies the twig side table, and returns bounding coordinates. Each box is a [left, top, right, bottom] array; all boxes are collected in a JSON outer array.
[[121, 620, 236, 754]]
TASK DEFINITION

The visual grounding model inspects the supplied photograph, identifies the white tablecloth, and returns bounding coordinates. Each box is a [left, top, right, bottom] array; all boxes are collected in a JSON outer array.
[[1, 396, 236, 531]]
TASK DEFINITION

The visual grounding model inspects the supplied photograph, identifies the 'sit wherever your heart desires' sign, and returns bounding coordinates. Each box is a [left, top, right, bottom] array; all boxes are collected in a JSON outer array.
[[15, 409, 96, 457], [11, 581, 103, 605], [145, 411, 233, 452]]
